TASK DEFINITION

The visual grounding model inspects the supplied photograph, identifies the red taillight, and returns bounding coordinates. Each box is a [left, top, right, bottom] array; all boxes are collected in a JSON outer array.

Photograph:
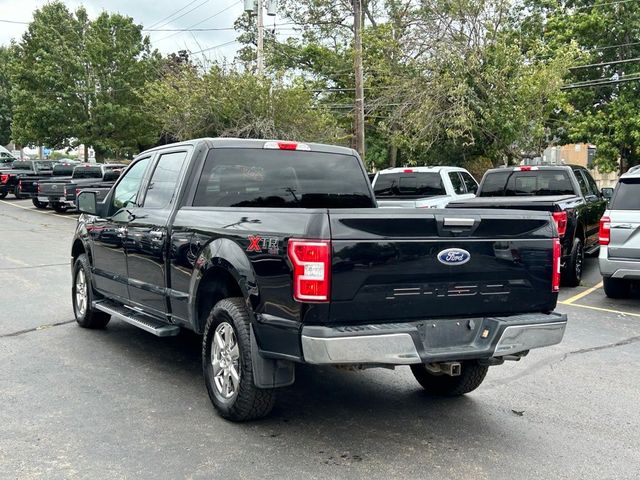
[[599, 216, 611, 245], [552, 211, 567, 237], [0, 174, 8, 184], [403, 169, 414, 173], [552, 237, 561, 292], [287, 239, 331, 302], [514, 166, 538, 172]]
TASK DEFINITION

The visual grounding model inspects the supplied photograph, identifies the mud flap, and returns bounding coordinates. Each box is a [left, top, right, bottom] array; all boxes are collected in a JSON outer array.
[[250, 324, 295, 388]]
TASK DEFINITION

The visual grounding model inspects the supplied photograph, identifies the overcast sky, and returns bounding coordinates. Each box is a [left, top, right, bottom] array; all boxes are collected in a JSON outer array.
[[0, 0, 273, 62]]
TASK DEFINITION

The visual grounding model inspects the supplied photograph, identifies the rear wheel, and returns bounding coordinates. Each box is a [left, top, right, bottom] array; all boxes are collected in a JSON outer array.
[[0, 191, 6, 199], [562, 237, 584, 287], [603, 277, 631, 299], [32, 198, 48, 209], [72, 254, 110, 329], [411, 361, 489, 396], [52, 202, 68, 213], [203, 298, 275, 421]]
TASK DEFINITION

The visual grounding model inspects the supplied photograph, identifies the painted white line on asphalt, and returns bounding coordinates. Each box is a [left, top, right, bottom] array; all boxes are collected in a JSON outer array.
[[562, 282, 604, 305], [0, 199, 76, 221], [560, 301, 640, 318]]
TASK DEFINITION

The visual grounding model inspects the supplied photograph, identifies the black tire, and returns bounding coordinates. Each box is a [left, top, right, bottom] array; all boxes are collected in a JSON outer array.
[[52, 202, 68, 213], [411, 361, 489, 396], [72, 254, 111, 329], [603, 277, 631, 299], [32, 198, 48, 209], [202, 298, 275, 421], [0, 191, 7, 199], [562, 237, 584, 288]]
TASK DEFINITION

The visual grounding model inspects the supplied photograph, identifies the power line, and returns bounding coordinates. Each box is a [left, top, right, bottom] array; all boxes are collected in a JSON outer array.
[[570, 56, 640, 70], [0, 18, 29, 25], [144, 22, 296, 32], [146, 0, 203, 30], [153, 1, 241, 43], [189, 39, 238, 55], [575, 0, 639, 9], [562, 74, 640, 89], [151, 0, 210, 31], [590, 41, 640, 51]]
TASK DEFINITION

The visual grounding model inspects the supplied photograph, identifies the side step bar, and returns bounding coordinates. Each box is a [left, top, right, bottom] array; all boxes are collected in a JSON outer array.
[[94, 300, 180, 337]]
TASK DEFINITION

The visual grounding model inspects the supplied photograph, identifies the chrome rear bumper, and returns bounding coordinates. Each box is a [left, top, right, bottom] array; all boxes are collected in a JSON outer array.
[[301, 312, 567, 365]]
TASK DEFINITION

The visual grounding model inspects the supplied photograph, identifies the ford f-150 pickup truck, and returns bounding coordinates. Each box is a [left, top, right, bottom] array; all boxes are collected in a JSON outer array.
[[448, 165, 607, 287], [372, 166, 478, 208], [18, 162, 79, 208], [39, 163, 123, 212], [71, 138, 567, 421], [0, 160, 54, 199]]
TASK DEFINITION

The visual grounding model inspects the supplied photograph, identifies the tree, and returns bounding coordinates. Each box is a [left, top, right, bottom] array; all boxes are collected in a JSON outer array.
[[10, 1, 161, 158], [0, 46, 13, 146], [519, 0, 640, 171], [143, 64, 344, 143]]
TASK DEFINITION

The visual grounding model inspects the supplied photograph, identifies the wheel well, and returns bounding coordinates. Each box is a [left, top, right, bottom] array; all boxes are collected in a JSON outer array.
[[71, 239, 86, 263], [195, 267, 243, 334], [575, 223, 585, 243]]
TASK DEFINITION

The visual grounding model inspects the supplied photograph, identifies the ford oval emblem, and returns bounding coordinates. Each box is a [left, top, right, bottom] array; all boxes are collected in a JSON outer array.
[[437, 248, 471, 266]]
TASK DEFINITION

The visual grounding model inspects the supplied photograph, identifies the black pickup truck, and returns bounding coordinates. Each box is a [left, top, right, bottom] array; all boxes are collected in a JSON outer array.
[[38, 163, 123, 212], [0, 160, 55, 199], [448, 165, 608, 287], [19, 162, 80, 208], [71, 138, 567, 421]]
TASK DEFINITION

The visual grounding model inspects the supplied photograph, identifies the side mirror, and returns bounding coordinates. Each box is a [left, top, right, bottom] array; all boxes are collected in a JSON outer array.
[[77, 191, 97, 215], [601, 187, 614, 200]]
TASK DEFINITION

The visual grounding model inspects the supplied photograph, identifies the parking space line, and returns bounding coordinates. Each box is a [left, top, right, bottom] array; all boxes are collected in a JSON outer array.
[[0, 199, 76, 220], [562, 282, 603, 305], [560, 301, 640, 319]]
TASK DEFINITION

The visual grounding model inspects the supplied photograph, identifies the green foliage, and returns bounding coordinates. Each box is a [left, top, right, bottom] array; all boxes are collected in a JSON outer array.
[[143, 65, 345, 144], [0, 46, 13, 146], [520, 0, 640, 171], [10, 1, 160, 158]]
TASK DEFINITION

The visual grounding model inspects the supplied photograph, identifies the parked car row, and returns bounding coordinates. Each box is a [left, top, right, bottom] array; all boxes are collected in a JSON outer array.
[[0, 159, 125, 212]]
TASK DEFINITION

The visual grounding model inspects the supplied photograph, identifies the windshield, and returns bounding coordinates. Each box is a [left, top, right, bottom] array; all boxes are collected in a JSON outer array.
[[11, 161, 34, 171], [373, 172, 446, 198], [35, 161, 53, 171], [193, 149, 374, 208], [53, 164, 76, 175], [72, 166, 103, 179], [479, 170, 575, 196], [611, 179, 640, 210]]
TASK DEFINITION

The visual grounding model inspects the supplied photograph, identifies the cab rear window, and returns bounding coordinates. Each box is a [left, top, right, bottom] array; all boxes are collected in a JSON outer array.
[[374, 172, 445, 198], [611, 179, 640, 210], [480, 170, 574, 196], [193, 149, 374, 209], [72, 167, 103, 179]]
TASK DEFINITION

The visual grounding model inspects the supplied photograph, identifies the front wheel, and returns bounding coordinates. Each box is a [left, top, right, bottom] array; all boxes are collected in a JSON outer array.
[[603, 277, 631, 299], [411, 361, 489, 396], [562, 237, 584, 287], [72, 254, 110, 329], [32, 198, 48, 209], [203, 298, 275, 421]]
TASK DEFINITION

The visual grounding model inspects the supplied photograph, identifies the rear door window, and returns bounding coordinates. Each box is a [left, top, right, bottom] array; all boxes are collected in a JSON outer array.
[[612, 180, 640, 210], [460, 172, 478, 194], [448, 172, 464, 194], [193, 149, 374, 208], [573, 169, 589, 197], [374, 172, 445, 198], [143, 151, 188, 208]]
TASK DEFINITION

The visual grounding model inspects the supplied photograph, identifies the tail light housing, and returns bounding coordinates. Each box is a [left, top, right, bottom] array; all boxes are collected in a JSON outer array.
[[552, 211, 567, 237], [0, 174, 8, 184], [287, 239, 331, 302], [264, 141, 311, 151], [599, 216, 611, 245], [552, 238, 561, 292]]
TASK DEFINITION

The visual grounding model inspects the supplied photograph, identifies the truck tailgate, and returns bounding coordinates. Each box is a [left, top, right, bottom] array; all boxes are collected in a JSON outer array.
[[328, 209, 557, 324]]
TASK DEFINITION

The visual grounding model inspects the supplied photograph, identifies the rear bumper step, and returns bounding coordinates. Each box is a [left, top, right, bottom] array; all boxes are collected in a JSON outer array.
[[301, 312, 567, 365]]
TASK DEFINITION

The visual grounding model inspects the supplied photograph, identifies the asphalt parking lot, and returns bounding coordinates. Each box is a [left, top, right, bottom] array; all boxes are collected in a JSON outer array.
[[1, 197, 639, 480]]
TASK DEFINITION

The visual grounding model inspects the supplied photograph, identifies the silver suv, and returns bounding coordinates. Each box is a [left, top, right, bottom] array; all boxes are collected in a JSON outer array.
[[599, 169, 640, 298]]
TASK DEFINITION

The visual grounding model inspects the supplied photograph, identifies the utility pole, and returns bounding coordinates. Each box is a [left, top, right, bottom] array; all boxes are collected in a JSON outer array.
[[353, 0, 365, 161], [256, 0, 265, 76]]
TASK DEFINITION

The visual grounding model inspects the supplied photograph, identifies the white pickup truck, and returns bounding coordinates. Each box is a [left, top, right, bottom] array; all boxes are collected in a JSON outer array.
[[372, 166, 479, 208]]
